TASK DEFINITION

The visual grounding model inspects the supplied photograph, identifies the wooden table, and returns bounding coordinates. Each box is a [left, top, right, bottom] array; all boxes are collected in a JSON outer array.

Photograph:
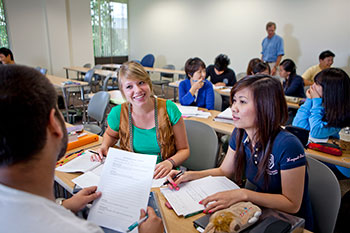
[[63, 66, 117, 80], [47, 75, 89, 122], [185, 110, 234, 135], [101, 64, 186, 76], [55, 142, 102, 193], [306, 144, 350, 168], [55, 162, 311, 233]]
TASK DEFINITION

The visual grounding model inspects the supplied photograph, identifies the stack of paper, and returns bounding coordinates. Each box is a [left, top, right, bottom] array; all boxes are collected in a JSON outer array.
[[55, 151, 102, 173], [214, 107, 233, 124], [73, 168, 167, 189], [88, 148, 157, 232], [177, 105, 211, 118], [160, 176, 239, 217]]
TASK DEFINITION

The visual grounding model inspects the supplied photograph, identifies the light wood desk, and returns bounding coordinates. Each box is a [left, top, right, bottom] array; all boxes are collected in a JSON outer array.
[[47, 75, 89, 122], [185, 110, 234, 135], [63, 66, 117, 80], [55, 162, 311, 233], [101, 64, 186, 76], [306, 144, 350, 168]]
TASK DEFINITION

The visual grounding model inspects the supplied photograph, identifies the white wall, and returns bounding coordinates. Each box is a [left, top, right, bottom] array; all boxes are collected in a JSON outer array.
[[128, 0, 350, 76], [4, 0, 94, 77]]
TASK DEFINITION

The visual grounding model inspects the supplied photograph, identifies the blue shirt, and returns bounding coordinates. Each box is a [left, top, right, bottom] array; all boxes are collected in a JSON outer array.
[[229, 129, 313, 231], [292, 98, 350, 177], [178, 79, 214, 110], [261, 34, 284, 62]]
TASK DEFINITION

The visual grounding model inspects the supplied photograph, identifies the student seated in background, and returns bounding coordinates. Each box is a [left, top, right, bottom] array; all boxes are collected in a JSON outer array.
[[293, 68, 350, 179], [252, 61, 270, 75], [168, 75, 314, 231], [246, 58, 261, 75], [302, 50, 335, 86], [279, 59, 306, 98], [206, 54, 236, 87], [0, 65, 163, 233], [93, 61, 190, 179], [0, 47, 15, 64], [179, 57, 214, 110]]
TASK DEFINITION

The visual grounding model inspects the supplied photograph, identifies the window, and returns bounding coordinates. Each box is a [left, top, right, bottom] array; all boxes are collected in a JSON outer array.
[[0, 0, 9, 47], [91, 0, 128, 57]]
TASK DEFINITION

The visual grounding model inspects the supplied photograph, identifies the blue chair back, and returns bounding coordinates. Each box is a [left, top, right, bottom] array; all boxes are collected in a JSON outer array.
[[140, 54, 155, 68]]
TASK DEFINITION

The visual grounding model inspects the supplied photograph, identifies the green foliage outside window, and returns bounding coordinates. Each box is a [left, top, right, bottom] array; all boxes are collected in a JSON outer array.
[[0, 0, 9, 47], [91, 0, 128, 57]]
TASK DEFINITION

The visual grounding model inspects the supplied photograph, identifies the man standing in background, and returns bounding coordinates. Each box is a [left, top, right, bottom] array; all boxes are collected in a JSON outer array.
[[261, 22, 284, 76]]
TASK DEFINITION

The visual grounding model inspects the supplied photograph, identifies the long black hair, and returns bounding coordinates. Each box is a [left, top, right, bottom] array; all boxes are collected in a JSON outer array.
[[280, 59, 297, 89], [230, 75, 288, 187], [314, 68, 350, 128]]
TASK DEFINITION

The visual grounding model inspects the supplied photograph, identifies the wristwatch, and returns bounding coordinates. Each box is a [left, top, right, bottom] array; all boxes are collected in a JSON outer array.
[[55, 198, 65, 206]]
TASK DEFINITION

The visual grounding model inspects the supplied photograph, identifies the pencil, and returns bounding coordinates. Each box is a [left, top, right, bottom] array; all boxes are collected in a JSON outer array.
[[56, 150, 84, 167]]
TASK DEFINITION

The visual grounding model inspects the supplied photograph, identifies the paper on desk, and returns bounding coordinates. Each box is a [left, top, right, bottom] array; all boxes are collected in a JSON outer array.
[[309, 136, 329, 143], [215, 108, 232, 119], [72, 171, 100, 188], [72, 164, 104, 188], [73, 164, 166, 189], [220, 88, 232, 93], [152, 177, 167, 188], [160, 176, 239, 216], [213, 86, 225, 90], [177, 105, 211, 118], [177, 105, 198, 115], [87, 148, 157, 233], [55, 151, 101, 173]]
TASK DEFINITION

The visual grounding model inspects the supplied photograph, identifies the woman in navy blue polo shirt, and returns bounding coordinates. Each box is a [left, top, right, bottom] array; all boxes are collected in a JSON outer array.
[[167, 75, 313, 231]]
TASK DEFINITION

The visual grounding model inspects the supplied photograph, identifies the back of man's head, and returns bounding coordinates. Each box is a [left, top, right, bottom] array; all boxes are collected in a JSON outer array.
[[0, 65, 57, 166], [0, 47, 14, 61], [319, 50, 335, 60]]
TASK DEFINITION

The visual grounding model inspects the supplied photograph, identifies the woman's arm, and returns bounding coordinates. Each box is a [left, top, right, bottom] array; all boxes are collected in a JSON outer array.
[[167, 147, 237, 186], [309, 98, 340, 138], [292, 98, 312, 130], [201, 166, 306, 214], [179, 81, 195, 106], [154, 117, 190, 178], [205, 83, 215, 110], [94, 126, 119, 161]]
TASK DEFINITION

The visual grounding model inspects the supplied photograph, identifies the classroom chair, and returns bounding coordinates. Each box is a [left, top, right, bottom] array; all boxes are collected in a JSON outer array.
[[140, 54, 155, 68], [306, 156, 341, 233], [178, 67, 186, 80], [285, 125, 309, 148], [83, 63, 91, 68], [102, 73, 118, 91], [182, 120, 219, 170], [152, 64, 175, 98], [236, 72, 246, 81], [84, 91, 110, 135], [214, 91, 223, 111]]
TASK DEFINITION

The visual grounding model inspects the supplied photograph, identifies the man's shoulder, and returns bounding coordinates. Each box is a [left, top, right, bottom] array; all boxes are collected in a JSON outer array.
[[304, 64, 320, 74], [0, 185, 103, 233], [273, 34, 283, 41]]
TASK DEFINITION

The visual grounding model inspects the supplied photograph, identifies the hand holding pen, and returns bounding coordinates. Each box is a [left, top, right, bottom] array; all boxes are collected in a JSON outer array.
[[165, 170, 190, 191], [90, 147, 107, 162], [127, 207, 163, 233]]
